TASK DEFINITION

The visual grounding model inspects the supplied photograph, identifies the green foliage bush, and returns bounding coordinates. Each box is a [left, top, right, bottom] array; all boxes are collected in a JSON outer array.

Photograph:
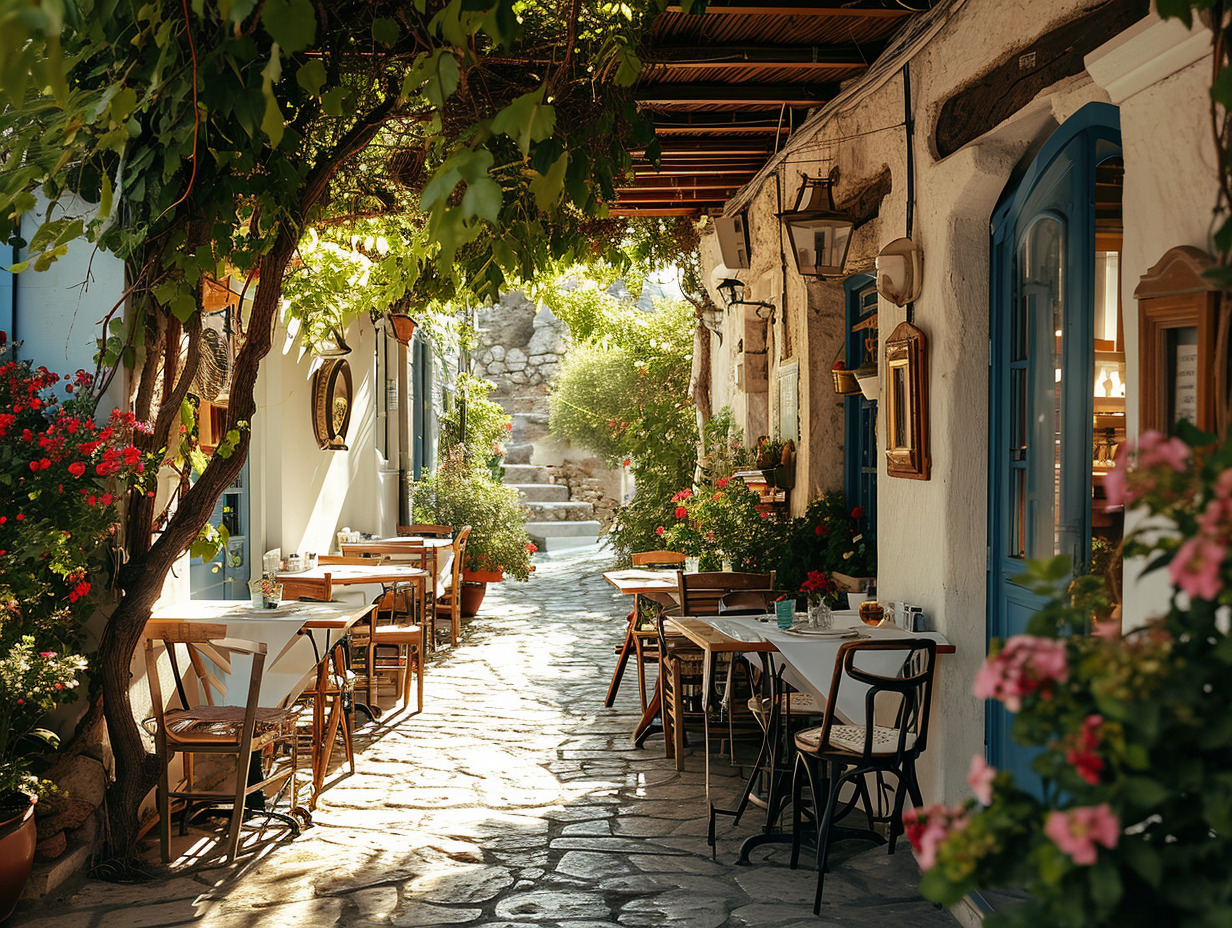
[[411, 448, 532, 581], [440, 374, 512, 480], [549, 298, 697, 556]]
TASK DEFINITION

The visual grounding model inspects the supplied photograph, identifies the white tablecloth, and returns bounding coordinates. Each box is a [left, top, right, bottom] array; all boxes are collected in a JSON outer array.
[[712, 615, 949, 725], [149, 600, 367, 707]]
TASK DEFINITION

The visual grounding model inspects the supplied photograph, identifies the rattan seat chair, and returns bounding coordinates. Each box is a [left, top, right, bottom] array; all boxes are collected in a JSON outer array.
[[143, 622, 302, 863]]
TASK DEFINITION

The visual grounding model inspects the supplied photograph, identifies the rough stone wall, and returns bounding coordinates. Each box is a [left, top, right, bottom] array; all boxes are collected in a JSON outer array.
[[547, 461, 619, 529], [474, 292, 565, 393], [473, 291, 622, 520]]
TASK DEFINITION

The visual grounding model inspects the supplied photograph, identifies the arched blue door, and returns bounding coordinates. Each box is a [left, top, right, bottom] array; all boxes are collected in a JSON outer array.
[[987, 104, 1121, 790]]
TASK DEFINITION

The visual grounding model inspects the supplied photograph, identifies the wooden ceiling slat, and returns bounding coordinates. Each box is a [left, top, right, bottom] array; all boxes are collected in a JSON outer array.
[[662, 1, 911, 17], [635, 82, 836, 106], [654, 124, 789, 135], [609, 208, 709, 217], [644, 43, 876, 68]]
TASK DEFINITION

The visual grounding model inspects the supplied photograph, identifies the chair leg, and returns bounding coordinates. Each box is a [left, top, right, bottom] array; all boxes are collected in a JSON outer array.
[[224, 754, 249, 863], [790, 751, 815, 870], [813, 768, 847, 915], [670, 661, 686, 771], [157, 746, 172, 863]]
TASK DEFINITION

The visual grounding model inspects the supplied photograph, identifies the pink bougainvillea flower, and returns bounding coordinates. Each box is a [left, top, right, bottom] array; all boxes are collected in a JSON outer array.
[[1169, 534, 1226, 601], [655, 526, 665, 536], [967, 754, 996, 806], [1045, 804, 1120, 865], [902, 803, 969, 871], [1136, 429, 1190, 472], [973, 635, 1068, 712]]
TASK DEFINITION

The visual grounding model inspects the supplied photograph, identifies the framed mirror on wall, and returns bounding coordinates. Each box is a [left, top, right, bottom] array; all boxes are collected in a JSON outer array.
[[884, 321, 930, 480], [1134, 246, 1219, 435]]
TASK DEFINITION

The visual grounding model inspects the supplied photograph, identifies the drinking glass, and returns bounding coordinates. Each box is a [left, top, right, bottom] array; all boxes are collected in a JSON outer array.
[[807, 601, 832, 630]]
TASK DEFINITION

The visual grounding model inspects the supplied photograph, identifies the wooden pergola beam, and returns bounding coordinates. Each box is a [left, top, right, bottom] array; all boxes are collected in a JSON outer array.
[[608, 207, 707, 217], [635, 82, 836, 106], [661, 1, 911, 17], [644, 44, 878, 70]]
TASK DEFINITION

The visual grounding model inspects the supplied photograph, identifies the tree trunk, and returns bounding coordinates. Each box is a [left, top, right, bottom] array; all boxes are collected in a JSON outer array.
[[97, 232, 296, 860]]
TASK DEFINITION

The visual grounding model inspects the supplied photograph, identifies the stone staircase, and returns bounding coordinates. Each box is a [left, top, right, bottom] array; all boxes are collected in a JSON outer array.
[[502, 418, 602, 552]]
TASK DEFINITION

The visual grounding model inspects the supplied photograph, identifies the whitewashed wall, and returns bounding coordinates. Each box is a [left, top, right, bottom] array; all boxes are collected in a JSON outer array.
[[699, 0, 1218, 802], [250, 318, 394, 563]]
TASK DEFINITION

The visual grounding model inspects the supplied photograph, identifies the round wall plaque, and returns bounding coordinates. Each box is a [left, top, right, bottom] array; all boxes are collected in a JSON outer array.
[[311, 358, 353, 451]]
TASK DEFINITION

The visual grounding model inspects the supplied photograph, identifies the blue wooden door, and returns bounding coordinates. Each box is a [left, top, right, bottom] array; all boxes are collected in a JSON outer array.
[[988, 104, 1121, 789]]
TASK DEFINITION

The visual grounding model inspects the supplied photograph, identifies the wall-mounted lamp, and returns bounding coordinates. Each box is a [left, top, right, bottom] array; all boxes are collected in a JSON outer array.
[[716, 277, 775, 320], [315, 325, 352, 357], [778, 175, 854, 279], [875, 237, 923, 306]]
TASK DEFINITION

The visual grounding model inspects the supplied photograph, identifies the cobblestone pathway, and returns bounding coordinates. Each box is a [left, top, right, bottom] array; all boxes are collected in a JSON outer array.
[[11, 547, 956, 928]]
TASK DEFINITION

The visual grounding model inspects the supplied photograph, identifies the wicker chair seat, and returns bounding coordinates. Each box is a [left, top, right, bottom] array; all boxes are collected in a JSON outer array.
[[156, 705, 300, 745], [795, 723, 917, 756]]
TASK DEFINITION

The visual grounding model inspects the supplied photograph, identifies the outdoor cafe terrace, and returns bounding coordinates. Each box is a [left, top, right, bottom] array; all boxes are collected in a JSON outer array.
[[7, 546, 960, 928]]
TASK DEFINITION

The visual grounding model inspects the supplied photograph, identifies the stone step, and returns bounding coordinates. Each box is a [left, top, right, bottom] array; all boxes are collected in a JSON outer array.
[[511, 412, 551, 442], [502, 464, 551, 484], [504, 442, 535, 465], [523, 500, 595, 522], [511, 483, 570, 503], [525, 520, 602, 551]]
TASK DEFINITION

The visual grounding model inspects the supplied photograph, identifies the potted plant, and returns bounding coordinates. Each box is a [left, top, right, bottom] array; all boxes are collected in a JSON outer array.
[[0, 637, 86, 920], [411, 448, 533, 616]]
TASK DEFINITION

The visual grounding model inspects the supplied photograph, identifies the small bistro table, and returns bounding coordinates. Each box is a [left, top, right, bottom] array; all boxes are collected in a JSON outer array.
[[145, 598, 377, 806]]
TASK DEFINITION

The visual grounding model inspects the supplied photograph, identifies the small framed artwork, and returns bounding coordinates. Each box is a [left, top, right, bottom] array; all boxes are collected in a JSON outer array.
[[884, 321, 931, 480], [1134, 246, 1219, 435]]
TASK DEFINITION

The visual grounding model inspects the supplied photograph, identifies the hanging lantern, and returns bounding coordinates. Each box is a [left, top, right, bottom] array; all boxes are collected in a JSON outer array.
[[779, 175, 854, 279]]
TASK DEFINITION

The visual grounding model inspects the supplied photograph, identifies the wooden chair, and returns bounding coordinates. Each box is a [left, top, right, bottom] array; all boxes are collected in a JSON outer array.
[[789, 639, 938, 913], [678, 570, 777, 617], [317, 555, 376, 565], [397, 523, 452, 537], [279, 571, 333, 602], [341, 541, 432, 622], [657, 570, 776, 770], [351, 582, 424, 712], [294, 636, 355, 809], [434, 526, 471, 646], [143, 622, 301, 863]]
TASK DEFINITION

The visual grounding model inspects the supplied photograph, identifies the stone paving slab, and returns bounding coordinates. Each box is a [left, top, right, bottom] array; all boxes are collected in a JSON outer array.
[[9, 546, 956, 928]]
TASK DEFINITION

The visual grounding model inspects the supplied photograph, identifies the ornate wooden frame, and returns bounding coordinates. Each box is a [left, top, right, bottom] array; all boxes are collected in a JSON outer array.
[[1134, 246, 1219, 435], [312, 358, 353, 451], [884, 321, 930, 480]]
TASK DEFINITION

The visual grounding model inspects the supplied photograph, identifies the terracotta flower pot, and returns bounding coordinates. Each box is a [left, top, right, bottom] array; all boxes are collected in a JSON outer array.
[[459, 581, 487, 617], [0, 793, 36, 923]]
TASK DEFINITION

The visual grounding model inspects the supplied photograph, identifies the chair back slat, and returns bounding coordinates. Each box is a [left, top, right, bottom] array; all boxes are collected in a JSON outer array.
[[632, 550, 687, 567], [677, 570, 776, 616], [816, 638, 937, 760], [398, 523, 452, 537], [341, 542, 427, 561], [318, 555, 375, 565]]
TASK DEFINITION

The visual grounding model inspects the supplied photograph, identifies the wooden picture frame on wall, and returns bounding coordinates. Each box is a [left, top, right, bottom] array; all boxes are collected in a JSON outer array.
[[884, 321, 930, 480], [1134, 246, 1219, 435]]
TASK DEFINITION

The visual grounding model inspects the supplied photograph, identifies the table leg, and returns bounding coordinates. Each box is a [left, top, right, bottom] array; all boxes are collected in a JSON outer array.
[[632, 687, 663, 748], [605, 613, 637, 708]]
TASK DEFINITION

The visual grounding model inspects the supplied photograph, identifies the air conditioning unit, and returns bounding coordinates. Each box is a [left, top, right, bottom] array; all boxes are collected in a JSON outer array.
[[716, 214, 751, 269]]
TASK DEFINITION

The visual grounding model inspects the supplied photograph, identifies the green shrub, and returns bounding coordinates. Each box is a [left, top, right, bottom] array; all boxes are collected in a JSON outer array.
[[411, 449, 533, 580], [440, 373, 512, 480]]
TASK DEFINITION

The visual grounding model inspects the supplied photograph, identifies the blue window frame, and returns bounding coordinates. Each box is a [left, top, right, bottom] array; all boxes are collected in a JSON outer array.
[[844, 275, 877, 533]]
